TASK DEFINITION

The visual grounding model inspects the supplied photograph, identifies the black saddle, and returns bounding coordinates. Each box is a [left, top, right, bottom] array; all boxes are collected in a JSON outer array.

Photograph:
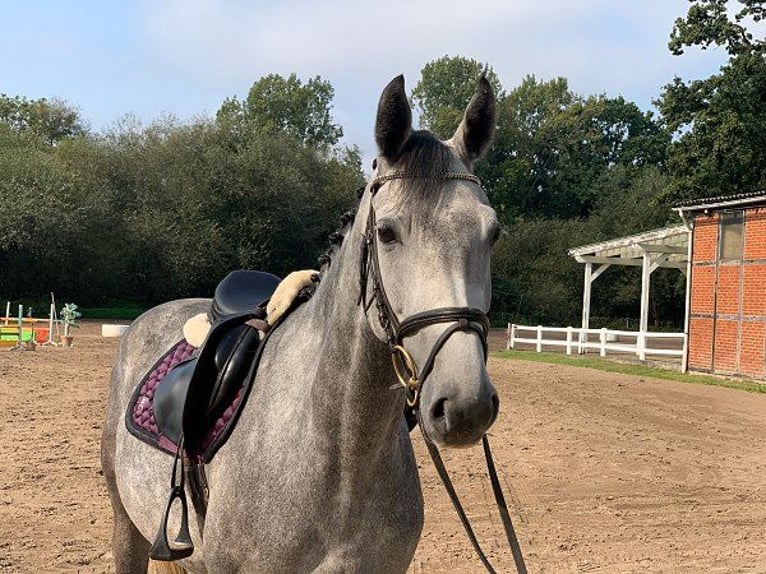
[[152, 270, 281, 455]]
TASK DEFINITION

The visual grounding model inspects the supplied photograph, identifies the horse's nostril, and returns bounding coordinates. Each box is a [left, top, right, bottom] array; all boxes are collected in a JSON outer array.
[[431, 397, 447, 420]]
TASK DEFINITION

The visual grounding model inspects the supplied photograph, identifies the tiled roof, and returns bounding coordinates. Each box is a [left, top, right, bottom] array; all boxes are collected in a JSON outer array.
[[674, 191, 766, 211], [569, 225, 689, 270]]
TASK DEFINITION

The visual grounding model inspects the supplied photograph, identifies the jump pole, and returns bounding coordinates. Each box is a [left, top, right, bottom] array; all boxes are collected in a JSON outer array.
[[4, 301, 8, 326]]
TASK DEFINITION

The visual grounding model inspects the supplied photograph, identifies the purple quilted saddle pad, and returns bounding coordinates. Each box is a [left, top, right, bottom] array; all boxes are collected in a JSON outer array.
[[125, 340, 248, 458]]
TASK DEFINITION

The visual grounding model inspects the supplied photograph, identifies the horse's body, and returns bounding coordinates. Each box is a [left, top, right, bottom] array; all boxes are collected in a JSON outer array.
[[102, 75, 499, 573]]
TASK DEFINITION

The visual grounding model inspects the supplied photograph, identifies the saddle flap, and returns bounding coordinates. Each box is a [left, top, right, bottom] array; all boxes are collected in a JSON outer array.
[[152, 357, 197, 447], [182, 313, 265, 453], [209, 325, 262, 421]]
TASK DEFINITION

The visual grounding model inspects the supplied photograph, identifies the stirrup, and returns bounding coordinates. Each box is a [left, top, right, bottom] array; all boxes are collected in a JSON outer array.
[[150, 440, 194, 561]]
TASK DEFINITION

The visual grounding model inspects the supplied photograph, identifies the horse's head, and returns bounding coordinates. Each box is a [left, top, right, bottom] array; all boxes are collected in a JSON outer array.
[[361, 75, 499, 447]]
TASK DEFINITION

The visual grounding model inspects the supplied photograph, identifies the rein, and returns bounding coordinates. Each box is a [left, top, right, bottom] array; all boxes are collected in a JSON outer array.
[[358, 170, 528, 574]]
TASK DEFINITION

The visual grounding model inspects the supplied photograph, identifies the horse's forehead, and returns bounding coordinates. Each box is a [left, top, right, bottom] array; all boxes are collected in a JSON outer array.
[[427, 185, 493, 228], [380, 176, 488, 208], [427, 201, 493, 247], [440, 181, 490, 210]]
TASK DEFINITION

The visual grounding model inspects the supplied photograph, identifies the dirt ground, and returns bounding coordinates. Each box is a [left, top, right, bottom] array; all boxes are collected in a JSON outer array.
[[1, 323, 766, 573]]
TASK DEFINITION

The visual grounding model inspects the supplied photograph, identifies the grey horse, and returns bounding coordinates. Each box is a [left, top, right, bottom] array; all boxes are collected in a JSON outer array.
[[101, 74, 500, 573]]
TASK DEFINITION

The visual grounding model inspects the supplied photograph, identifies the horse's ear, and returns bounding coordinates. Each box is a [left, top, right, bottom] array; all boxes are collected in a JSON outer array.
[[450, 76, 496, 165], [375, 75, 412, 161]]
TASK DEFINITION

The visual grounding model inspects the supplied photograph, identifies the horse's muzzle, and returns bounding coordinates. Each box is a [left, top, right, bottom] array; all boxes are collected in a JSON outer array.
[[425, 381, 499, 447]]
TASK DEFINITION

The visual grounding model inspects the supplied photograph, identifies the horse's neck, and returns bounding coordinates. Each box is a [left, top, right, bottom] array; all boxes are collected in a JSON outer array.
[[297, 231, 405, 454]]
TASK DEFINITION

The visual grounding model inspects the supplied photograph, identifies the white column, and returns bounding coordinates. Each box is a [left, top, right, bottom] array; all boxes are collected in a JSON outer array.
[[682, 229, 693, 373], [579, 261, 611, 354], [640, 251, 651, 333], [639, 251, 652, 360], [580, 262, 592, 354]]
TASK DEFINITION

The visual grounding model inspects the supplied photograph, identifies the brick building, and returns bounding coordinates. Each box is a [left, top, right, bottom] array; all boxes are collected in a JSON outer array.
[[675, 192, 766, 378]]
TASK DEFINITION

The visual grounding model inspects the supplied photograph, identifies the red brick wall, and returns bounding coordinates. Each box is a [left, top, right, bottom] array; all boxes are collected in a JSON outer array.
[[713, 319, 738, 372], [743, 264, 766, 316], [716, 265, 741, 315], [690, 266, 715, 315], [692, 214, 719, 262], [741, 322, 766, 378], [744, 208, 766, 259], [688, 317, 713, 370], [688, 206, 766, 378], [688, 212, 718, 372]]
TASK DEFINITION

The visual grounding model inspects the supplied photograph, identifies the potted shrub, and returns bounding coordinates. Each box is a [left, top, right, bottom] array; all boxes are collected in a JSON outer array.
[[60, 303, 81, 347]]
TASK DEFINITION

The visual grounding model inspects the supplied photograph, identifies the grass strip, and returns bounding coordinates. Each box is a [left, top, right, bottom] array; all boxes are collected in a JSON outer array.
[[80, 305, 146, 320], [493, 350, 766, 394]]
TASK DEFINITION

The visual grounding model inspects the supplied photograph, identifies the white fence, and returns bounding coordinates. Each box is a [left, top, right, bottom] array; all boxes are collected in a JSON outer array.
[[506, 323, 687, 362]]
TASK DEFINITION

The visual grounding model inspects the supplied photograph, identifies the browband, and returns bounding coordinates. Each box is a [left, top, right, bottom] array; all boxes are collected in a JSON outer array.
[[370, 171, 481, 191]]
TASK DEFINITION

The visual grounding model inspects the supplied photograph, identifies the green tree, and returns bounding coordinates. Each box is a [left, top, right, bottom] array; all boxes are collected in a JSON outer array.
[[0, 122, 115, 303], [492, 167, 685, 329], [492, 217, 593, 325], [216, 74, 343, 149], [411, 55, 504, 138], [483, 76, 668, 220], [0, 94, 85, 145], [668, 0, 765, 57], [204, 124, 362, 277], [658, 0, 766, 201]]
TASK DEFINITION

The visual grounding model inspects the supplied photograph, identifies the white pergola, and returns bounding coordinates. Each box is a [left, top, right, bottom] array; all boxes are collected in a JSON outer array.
[[568, 225, 691, 336]]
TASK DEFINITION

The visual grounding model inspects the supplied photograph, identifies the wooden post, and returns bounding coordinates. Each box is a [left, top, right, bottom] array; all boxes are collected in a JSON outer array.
[[579, 262, 610, 355], [44, 303, 56, 346], [14, 304, 23, 350], [638, 331, 646, 361], [536, 325, 543, 353]]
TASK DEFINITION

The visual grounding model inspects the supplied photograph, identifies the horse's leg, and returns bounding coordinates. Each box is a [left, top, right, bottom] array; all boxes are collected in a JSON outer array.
[[108, 493, 151, 573], [101, 394, 151, 573]]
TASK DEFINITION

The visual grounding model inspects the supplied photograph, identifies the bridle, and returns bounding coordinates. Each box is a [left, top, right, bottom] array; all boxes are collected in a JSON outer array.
[[357, 169, 528, 574], [358, 170, 491, 408]]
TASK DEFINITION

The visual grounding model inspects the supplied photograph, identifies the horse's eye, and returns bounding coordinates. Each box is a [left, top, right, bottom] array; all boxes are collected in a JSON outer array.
[[377, 224, 397, 245]]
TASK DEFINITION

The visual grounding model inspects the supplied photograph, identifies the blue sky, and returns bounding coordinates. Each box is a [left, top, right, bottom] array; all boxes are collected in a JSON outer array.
[[2, 1, 729, 160]]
